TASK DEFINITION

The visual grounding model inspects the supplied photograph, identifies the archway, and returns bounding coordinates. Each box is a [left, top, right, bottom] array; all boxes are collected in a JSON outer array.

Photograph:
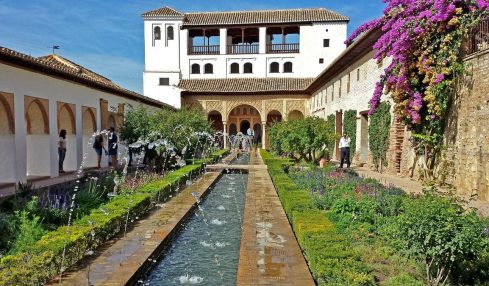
[[227, 104, 261, 137], [83, 108, 98, 168], [0, 93, 15, 183], [25, 99, 50, 178], [57, 103, 77, 172], [26, 100, 49, 135], [108, 114, 116, 130], [0, 95, 14, 135], [83, 108, 97, 135], [266, 110, 282, 127], [240, 120, 250, 134], [288, 110, 304, 121], [58, 104, 76, 135], [229, 123, 237, 135], [208, 110, 223, 132]]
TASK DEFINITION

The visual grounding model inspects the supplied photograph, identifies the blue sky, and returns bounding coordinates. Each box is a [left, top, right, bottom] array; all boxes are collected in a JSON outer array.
[[0, 0, 385, 94]]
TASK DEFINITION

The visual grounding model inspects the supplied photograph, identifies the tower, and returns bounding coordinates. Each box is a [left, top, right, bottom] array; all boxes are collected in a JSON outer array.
[[142, 7, 184, 108]]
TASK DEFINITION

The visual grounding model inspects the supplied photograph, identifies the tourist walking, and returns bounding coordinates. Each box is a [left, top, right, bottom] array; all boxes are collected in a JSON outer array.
[[58, 129, 67, 173], [108, 127, 118, 168], [93, 134, 106, 169], [339, 133, 351, 168]]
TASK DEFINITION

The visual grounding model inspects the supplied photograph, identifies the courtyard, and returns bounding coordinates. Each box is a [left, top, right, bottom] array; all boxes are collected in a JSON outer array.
[[1, 0, 489, 286]]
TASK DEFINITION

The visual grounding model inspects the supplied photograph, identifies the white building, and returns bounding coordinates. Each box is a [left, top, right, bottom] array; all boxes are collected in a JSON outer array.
[[142, 6, 349, 108], [0, 47, 171, 184]]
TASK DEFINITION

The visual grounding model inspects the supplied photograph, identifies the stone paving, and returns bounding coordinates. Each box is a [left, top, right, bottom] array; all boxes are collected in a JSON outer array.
[[236, 152, 315, 286], [50, 171, 221, 286]]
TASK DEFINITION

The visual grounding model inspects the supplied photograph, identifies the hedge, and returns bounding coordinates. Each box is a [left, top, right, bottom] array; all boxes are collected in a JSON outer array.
[[261, 150, 374, 285], [0, 150, 228, 286]]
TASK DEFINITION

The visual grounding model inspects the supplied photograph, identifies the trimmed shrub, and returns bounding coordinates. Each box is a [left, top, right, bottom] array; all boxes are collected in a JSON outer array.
[[0, 150, 227, 286]]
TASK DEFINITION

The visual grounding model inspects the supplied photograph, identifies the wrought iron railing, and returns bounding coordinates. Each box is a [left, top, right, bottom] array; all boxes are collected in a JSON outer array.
[[466, 17, 489, 56], [188, 45, 220, 55], [227, 44, 259, 54], [267, 43, 300, 53]]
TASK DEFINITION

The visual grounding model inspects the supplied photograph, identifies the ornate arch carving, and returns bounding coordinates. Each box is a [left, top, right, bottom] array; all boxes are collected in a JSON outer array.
[[265, 100, 283, 115], [286, 100, 306, 116], [225, 100, 262, 118]]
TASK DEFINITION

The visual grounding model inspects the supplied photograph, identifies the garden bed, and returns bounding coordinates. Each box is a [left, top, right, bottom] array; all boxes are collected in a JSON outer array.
[[0, 150, 228, 286], [261, 150, 489, 286]]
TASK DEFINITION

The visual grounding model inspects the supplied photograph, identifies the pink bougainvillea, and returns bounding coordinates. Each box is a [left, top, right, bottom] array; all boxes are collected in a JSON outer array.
[[349, 0, 489, 146]]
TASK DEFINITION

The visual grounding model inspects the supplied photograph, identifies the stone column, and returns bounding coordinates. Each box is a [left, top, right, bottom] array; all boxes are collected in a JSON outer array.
[[223, 121, 227, 149], [259, 27, 267, 54], [261, 121, 267, 149], [220, 28, 227, 55]]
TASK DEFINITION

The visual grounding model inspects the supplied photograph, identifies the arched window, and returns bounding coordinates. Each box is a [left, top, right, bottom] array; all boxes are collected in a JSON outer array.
[[243, 63, 253, 74], [191, 63, 201, 74], [270, 62, 279, 73], [230, 63, 239, 74], [284, 62, 293, 73], [154, 26, 161, 40], [204, 63, 213, 74], [167, 26, 174, 40]]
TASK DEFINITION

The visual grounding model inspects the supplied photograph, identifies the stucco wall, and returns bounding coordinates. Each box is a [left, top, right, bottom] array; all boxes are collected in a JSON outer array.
[[0, 63, 160, 183], [310, 50, 391, 164]]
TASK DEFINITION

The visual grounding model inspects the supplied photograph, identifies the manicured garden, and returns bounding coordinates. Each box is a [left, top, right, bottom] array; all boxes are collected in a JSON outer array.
[[261, 150, 489, 286], [0, 107, 225, 285]]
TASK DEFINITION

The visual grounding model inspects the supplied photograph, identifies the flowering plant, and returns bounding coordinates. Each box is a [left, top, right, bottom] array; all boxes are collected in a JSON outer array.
[[348, 0, 489, 169]]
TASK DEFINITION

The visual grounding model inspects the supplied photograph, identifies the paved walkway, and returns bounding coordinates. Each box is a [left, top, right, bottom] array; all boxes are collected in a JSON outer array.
[[0, 167, 114, 199], [50, 171, 221, 286], [237, 152, 315, 286], [354, 166, 489, 217]]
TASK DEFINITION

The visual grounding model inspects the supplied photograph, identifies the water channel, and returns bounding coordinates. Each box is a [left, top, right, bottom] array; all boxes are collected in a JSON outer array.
[[143, 170, 248, 285]]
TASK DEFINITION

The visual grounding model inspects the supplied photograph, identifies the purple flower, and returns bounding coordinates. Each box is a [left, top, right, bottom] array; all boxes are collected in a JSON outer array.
[[434, 74, 445, 84]]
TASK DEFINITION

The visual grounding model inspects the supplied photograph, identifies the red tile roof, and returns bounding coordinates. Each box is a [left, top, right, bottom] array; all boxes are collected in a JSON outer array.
[[179, 78, 314, 95], [0, 46, 173, 109], [142, 7, 349, 26]]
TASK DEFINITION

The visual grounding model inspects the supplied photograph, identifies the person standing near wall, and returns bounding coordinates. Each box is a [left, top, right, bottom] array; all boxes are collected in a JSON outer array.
[[339, 133, 351, 168], [58, 129, 67, 173], [93, 134, 106, 169], [108, 127, 118, 168]]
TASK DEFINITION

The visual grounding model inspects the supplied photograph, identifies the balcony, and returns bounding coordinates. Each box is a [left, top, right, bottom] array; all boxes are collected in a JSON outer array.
[[466, 17, 489, 56], [188, 45, 220, 55], [227, 44, 259, 54], [267, 43, 300, 54]]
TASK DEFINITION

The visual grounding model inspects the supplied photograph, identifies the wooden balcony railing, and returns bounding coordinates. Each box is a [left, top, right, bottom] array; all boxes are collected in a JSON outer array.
[[188, 45, 220, 55], [227, 44, 259, 54], [466, 17, 489, 56], [267, 43, 300, 53]]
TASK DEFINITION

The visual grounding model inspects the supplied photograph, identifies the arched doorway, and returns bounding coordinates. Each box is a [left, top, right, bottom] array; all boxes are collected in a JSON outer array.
[[266, 110, 283, 148], [267, 110, 282, 126], [227, 104, 261, 137], [0, 93, 15, 183], [83, 108, 97, 168], [25, 98, 50, 177], [229, 123, 237, 135], [288, 110, 304, 120], [108, 114, 116, 130], [240, 120, 250, 134], [57, 103, 77, 172], [208, 111, 223, 132]]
